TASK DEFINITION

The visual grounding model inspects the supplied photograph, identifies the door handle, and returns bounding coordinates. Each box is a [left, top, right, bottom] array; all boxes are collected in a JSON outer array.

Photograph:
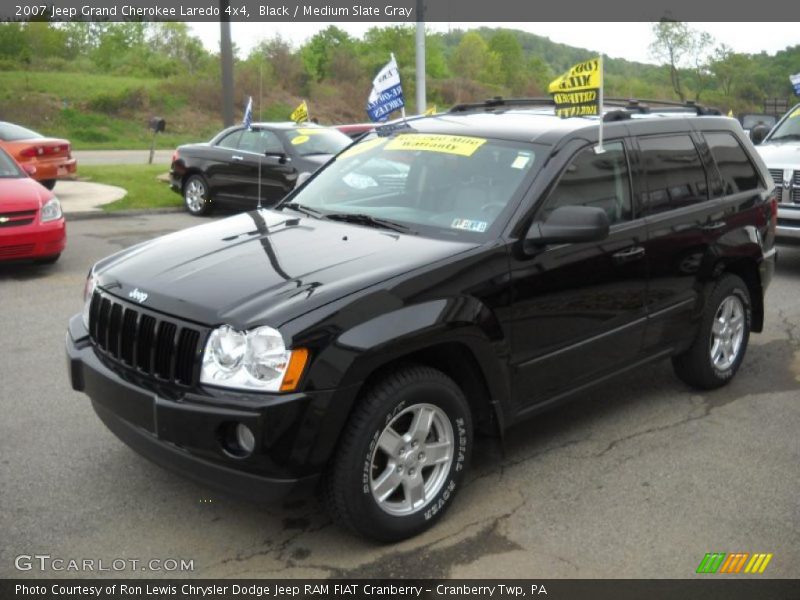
[[231, 155, 244, 161], [612, 246, 646, 261], [701, 221, 725, 231]]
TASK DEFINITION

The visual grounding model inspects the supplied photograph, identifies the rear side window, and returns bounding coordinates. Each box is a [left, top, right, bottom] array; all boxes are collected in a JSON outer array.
[[542, 141, 632, 225], [704, 132, 761, 194], [639, 135, 708, 216]]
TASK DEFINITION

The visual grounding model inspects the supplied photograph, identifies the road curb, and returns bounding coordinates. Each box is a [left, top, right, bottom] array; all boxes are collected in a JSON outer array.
[[65, 207, 185, 221]]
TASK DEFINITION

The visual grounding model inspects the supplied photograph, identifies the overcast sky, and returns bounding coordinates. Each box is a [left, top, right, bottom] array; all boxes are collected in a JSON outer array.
[[188, 22, 799, 65]]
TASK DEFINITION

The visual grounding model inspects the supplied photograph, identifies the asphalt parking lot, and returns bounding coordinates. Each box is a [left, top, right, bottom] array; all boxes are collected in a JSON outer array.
[[1, 213, 798, 579]]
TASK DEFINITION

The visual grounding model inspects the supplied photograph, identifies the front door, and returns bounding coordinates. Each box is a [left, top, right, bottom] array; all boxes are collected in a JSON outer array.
[[508, 140, 649, 410]]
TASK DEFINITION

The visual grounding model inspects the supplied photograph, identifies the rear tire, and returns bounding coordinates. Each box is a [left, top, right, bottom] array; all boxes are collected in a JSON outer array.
[[324, 365, 472, 542], [183, 174, 212, 216], [672, 274, 751, 390], [41, 179, 56, 190]]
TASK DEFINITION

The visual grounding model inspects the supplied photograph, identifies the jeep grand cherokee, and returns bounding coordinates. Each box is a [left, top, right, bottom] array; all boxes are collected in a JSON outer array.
[[66, 100, 776, 541]]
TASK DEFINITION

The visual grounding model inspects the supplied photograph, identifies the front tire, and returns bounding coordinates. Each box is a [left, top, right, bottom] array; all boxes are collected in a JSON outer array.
[[672, 274, 751, 389], [324, 365, 472, 542], [183, 174, 212, 216]]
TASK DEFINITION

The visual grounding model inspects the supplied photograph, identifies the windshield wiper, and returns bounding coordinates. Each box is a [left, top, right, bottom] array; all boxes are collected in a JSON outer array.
[[279, 202, 322, 218], [323, 212, 411, 233]]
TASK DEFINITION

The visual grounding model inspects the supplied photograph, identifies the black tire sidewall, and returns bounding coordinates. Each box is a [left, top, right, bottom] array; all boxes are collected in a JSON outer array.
[[703, 278, 751, 383], [343, 375, 472, 541]]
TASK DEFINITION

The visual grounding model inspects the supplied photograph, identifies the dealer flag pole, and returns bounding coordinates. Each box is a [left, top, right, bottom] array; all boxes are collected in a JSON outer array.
[[393, 53, 407, 120], [597, 54, 605, 154]]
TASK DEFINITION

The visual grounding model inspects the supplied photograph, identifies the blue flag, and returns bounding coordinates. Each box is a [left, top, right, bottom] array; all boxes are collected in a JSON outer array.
[[366, 55, 405, 122], [243, 96, 253, 129], [791, 73, 800, 96]]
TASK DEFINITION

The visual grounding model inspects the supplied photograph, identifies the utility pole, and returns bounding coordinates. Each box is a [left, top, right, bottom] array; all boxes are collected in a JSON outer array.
[[415, 0, 426, 114], [219, 0, 235, 126]]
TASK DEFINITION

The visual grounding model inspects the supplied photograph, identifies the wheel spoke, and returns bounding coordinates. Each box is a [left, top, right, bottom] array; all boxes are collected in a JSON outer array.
[[403, 474, 426, 508], [712, 319, 724, 336], [377, 426, 404, 456], [371, 465, 402, 501], [424, 441, 451, 465], [409, 406, 435, 440]]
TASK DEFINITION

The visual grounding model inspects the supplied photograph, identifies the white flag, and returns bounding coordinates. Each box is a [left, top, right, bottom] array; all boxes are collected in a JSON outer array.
[[366, 54, 405, 122]]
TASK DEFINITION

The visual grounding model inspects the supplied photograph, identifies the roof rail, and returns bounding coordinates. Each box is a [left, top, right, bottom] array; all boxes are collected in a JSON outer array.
[[448, 97, 555, 113], [603, 97, 722, 116]]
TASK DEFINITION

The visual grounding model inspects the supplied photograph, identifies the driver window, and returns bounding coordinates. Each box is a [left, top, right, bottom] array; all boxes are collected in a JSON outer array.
[[542, 141, 632, 225]]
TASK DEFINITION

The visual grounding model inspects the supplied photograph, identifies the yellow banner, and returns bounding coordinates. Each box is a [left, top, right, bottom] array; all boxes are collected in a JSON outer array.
[[385, 134, 486, 156], [548, 57, 602, 118], [290, 100, 308, 123]]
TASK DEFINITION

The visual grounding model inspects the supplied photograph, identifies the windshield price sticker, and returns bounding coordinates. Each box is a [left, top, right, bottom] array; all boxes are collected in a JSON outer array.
[[338, 137, 387, 160], [290, 135, 310, 145], [386, 134, 487, 157]]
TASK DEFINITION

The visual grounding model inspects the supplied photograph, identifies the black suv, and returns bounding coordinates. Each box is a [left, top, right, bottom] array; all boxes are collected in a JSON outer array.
[[66, 100, 777, 541]]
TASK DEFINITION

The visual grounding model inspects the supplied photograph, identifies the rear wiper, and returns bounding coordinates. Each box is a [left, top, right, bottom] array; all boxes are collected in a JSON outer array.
[[279, 202, 322, 218], [323, 212, 411, 233]]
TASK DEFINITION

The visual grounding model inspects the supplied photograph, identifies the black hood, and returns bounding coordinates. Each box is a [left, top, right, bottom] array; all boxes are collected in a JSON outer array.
[[96, 210, 475, 329]]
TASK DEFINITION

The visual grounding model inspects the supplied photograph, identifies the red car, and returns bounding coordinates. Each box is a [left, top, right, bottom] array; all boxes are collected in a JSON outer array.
[[0, 147, 66, 264], [0, 121, 77, 190], [334, 123, 374, 140]]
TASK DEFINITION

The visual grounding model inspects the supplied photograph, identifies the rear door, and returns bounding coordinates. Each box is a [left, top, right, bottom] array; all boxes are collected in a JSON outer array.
[[204, 129, 245, 201], [508, 139, 649, 409], [637, 132, 729, 352]]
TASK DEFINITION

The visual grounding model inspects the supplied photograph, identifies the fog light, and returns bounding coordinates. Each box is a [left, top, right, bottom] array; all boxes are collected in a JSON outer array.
[[235, 423, 256, 455]]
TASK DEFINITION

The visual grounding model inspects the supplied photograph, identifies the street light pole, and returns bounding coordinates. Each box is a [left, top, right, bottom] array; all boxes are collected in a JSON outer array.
[[415, 0, 426, 114], [219, 0, 235, 127]]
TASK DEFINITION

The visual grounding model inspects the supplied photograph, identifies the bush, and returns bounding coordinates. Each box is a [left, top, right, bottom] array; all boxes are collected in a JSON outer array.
[[87, 87, 148, 114]]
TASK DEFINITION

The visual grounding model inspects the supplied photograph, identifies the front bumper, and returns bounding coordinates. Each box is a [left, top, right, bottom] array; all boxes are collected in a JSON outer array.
[[65, 315, 354, 502], [0, 218, 65, 260], [776, 206, 800, 244]]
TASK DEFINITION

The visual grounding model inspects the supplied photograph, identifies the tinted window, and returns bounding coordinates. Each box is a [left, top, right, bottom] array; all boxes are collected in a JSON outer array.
[[216, 131, 241, 149], [639, 135, 707, 215], [542, 141, 632, 225], [705, 132, 761, 194], [238, 129, 283, 154]]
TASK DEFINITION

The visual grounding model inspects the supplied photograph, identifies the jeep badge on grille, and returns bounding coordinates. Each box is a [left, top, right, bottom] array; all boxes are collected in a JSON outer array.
[[128, 288, 148, 304]]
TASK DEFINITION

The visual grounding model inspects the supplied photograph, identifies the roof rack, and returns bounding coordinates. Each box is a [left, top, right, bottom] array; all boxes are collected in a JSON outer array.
[[603, 98, 722, 116], [448, 97, 555, 113], [446, 96, 723, 119]]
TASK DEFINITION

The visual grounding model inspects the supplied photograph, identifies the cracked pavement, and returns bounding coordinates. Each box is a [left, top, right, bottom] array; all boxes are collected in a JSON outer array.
[[1, 214, 798, 579]]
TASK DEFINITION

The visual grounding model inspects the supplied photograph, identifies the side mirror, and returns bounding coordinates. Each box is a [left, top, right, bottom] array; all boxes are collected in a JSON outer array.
[[750, 124, 769, 145], [22, 163, 37, 176], [524, 205, 610, 253], [265, 151, 290, 164]]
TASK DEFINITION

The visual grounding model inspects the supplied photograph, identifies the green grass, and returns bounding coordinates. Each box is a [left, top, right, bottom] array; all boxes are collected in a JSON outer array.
[[0, 70, 162, 103], [78, 165, 182, 212]]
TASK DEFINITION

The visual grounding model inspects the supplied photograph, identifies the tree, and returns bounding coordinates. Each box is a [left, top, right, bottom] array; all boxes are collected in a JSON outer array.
[[488, 30, 525, 93], [300, 26, 357, 82], [451, 31, 490, 81], [649, 20, 713, 102]]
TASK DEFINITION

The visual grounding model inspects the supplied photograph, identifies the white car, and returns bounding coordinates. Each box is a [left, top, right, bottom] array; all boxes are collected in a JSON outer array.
[[755, 103, 800, 243]]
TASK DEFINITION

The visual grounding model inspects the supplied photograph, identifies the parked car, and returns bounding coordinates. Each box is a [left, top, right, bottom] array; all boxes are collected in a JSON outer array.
[[753, 103, 800, 244], [335, 122, 375, 140], [67, 99, 776, 542], [0, 121, 77, 190], [0, 146, 65, 263], [169, 122, 352, 216]]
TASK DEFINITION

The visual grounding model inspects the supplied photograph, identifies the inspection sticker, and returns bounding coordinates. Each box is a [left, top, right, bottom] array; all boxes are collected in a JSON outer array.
[[511, 152, 532, 169], [386, 134, 487, 157], [451, 218, 488, 232]]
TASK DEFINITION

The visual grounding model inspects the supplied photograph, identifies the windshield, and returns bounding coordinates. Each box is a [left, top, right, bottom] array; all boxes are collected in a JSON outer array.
[[0, 122, 42, 142], [768, 106, 800, 141], [741, 114, 776, 130], [283, 128, 351, 156], [0, 148, 23, 178], [283, 132, 544, 237]]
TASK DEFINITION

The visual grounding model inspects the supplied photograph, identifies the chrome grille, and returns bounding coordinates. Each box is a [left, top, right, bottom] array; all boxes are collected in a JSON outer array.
[[88, 290, 203, 387], [768, 168, 782, 185], [795, 170, 800, 204]]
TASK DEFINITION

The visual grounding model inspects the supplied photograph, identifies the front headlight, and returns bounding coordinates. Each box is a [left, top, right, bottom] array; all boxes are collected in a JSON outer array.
[[200, 325, 308, 392], [82, 272, 98, 330], [41, 197, 62, 222]]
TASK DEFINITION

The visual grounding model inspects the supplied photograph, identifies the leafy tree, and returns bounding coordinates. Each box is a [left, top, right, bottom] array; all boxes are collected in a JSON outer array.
[[300, 26, 356, 82], [451, 31, 490, 81], [488, 30, 525, 93]]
